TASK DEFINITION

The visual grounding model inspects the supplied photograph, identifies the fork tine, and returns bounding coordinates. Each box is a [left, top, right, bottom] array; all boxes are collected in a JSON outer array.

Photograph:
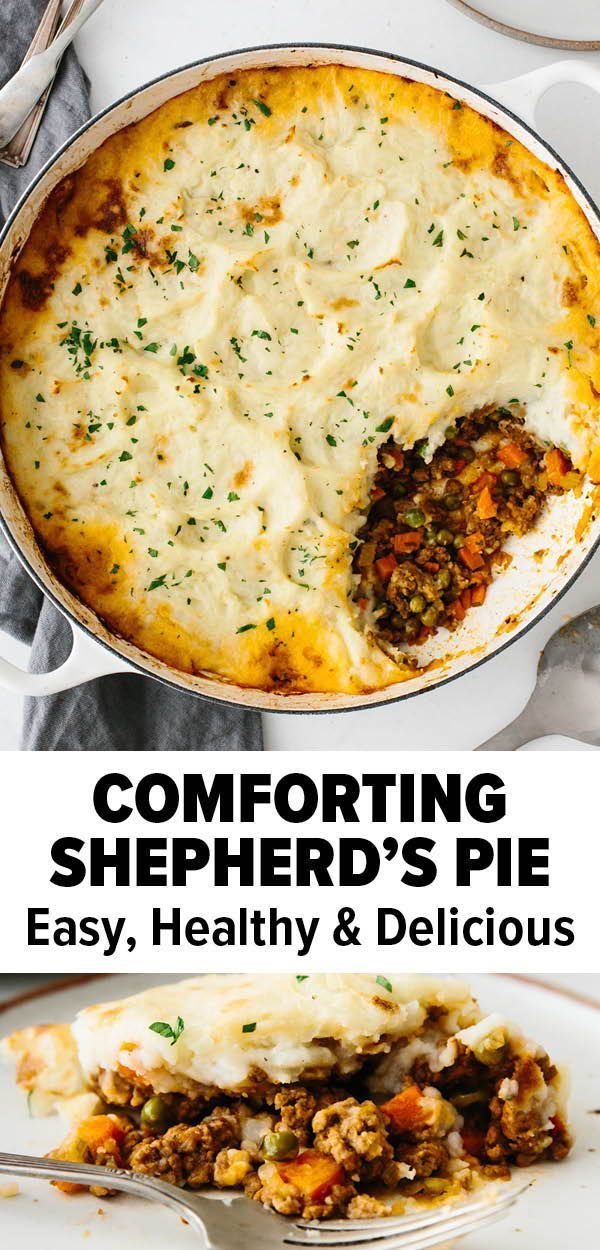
[[347, 1202, 519, 1250], [287, 1178, 531, 1244], [286, 1195, 522, 1250]]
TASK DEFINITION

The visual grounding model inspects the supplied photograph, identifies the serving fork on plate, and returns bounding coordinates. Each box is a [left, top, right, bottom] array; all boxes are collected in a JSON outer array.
[[0, 1152, 530, 1248]]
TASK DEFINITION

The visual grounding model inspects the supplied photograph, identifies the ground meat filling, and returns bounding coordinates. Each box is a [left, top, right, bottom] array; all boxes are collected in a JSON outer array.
[[354, 408, 580, 651], [50, 1043, 570, 1220]]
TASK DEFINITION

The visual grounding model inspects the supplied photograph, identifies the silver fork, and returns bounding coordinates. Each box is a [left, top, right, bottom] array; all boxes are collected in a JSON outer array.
[[0, 1152, 530, 1249]]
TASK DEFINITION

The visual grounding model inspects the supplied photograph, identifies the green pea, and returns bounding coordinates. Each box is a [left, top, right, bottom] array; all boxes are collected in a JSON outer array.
[[436, 568, 451, 590], [141, 1095, 171, 1132], [445, 426, 457, 440], [392, 481, 407, 499], [443, 495, 461, 511], [453, 533, 466, 549], [501, 469, 519, 487], [260, 1130, 300, 1161], [404, 617, 420, 640], [413, 438, 429, 459], [424, 526, 439, 546], [460, 446, 476, 463], [409, 594, 427, 614], [404, 507, 425, 529], [436, 528, 454, 545], [421, 606, 439, 628], [453, 1090, 487, 1109]]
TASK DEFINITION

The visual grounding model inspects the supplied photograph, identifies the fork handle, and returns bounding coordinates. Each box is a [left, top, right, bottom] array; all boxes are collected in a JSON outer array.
[[0, 1151, 205, 1234]]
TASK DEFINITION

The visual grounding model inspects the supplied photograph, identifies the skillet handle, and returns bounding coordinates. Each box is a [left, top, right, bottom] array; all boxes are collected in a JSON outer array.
[[484, 60, 600, 128], [0, 622, 132, 696]]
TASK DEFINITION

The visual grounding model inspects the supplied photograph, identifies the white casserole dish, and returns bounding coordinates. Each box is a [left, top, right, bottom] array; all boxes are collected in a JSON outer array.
[[0, 47, 599, 712]]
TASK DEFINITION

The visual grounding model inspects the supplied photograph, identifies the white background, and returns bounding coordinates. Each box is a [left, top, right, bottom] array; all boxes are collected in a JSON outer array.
[[1, 750, 598, 973], [2, 0, 600, 750]]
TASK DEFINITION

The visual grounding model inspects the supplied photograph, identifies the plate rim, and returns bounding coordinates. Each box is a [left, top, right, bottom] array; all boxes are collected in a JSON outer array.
[[447, 0, 600, 49]]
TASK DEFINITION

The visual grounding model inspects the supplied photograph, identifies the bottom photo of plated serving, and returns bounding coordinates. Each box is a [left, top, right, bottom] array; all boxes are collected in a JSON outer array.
[[0, 974, 598, 1249]]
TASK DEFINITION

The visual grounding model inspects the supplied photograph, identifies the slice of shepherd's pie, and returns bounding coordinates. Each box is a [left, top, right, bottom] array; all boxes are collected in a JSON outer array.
[[3, 974, 570, 1217]]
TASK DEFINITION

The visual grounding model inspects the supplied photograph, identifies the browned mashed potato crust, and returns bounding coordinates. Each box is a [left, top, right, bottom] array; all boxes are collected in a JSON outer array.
[[1, 65, 600, 694]]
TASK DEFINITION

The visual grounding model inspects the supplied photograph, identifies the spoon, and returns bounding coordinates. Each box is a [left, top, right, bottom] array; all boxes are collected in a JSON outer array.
[[478, 604, 600, 749], [0, 0, 104, 150]]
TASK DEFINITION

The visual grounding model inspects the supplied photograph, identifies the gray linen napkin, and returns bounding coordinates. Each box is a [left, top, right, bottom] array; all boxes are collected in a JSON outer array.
[[0, 0, 263, 750]]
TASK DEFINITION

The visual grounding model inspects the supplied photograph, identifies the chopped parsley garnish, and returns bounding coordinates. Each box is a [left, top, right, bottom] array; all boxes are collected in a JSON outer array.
[[376, 417, 393, 433], [119, 450, 133, 462], [326, 434, 337, 446], [296, 975, 309, 982], [446, 384, 454, 397], [588, 314, 596, 327], [149, 1016, 184, 1045], [202, 486, 214, 500], [404, 278, 416, 288], [266, 617, 276, 630], [227, 491, 240, 502], [376, 975, 393, 993], [242, 1021, 257, 1032], [237, 623, 256, 633], [163, 157, 176, 171], [432, 229, 444, 247], [253, 99, 271, 117]]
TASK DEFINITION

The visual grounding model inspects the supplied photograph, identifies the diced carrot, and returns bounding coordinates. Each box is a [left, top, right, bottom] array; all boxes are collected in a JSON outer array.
[[278, 1150, 345, 1201], [545, 447, 571, 485], [473, 471, 496, 493], [449, 597, 466, 621], [461, 1126, 486, 1158], [78, 1115, 125, 1151], [417, 627, 432, 644], [461, 588, 472, 610], [464, 532, 485, 552], [459, 546, 485, 571], [381, 1085, 426, 1134], [498, 442, 527, 468], [357, 597, 369, 610], [476, 485, 497, 520], [471, 584, 487, 607], [374, 553, 398, 580], [453, 458, 466, 473], [392, 530, 423, 554], [423, 561, 440, 572], [52, 1116, 125, 1194], [371, 485, 386, 501]]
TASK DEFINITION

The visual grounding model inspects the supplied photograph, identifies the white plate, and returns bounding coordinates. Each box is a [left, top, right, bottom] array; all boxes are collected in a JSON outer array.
[[0, 975, 598, 1248], [448, 0, 600, 47]]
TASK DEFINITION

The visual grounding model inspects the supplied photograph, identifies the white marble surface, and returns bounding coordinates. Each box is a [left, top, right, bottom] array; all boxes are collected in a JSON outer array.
[[2, 0, 600, 750]]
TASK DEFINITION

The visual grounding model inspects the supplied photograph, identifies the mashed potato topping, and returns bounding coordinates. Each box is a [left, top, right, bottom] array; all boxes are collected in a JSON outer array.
[[1, 66, 599, 692], [70, 974, 479, 1094]]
